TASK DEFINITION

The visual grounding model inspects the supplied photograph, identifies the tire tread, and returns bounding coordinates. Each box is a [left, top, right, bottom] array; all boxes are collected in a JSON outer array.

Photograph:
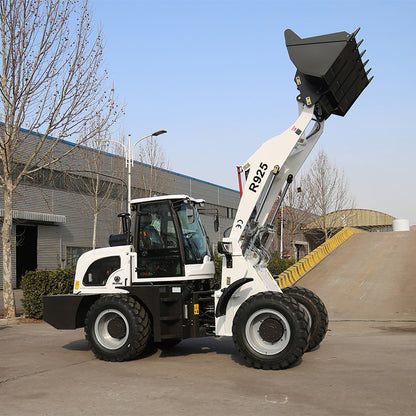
[[85, 294, 150, 362], [282, 286, 328, 351], [232, 291, 310, 370]]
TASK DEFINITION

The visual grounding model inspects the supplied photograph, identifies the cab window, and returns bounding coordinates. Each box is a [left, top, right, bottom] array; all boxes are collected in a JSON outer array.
[[175, 204, 211, 264], [136, 202, 182, 278]]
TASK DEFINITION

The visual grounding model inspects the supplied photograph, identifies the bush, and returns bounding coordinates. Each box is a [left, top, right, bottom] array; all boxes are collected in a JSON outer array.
[[21, 268, 75, 319], [213, 251, 223, 287], [268, 253, 295, 276]]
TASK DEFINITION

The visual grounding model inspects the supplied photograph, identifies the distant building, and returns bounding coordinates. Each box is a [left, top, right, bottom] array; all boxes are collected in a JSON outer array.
[[0, 129, 240, 289], [304, 208, 396, 249], [271, 208, 396, 260]]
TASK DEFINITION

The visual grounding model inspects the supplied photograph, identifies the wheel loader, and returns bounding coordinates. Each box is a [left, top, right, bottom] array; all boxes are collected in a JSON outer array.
[[43, 28, 372, 369]]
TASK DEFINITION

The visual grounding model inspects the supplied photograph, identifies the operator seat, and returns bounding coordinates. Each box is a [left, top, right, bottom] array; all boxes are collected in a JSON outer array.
[[140, 214, 163, 249]]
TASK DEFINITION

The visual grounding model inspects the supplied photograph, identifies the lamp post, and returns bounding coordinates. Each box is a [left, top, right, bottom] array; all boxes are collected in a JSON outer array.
[[126, 130, 167, 214], [95, 129, 167, 215]]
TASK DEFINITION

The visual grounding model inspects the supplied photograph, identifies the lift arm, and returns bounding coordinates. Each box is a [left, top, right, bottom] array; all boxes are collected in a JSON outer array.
[[228, 103, 322, 252], [221, 28, 372, 266]]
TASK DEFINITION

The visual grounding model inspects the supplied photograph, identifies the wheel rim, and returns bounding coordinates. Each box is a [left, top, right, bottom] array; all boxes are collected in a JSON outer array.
[[245, 308, 291, 355], [94, 308, 129, 350]]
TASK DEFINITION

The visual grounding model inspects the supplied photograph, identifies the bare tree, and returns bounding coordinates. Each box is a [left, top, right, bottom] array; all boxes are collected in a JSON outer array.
[[135, 137, 171, 198], [302, 148, 354, 241], [267, 178, 313, 259], [68, 133, 124, 249], [283, 180, 315, 258], [0, 0, 119, 317]]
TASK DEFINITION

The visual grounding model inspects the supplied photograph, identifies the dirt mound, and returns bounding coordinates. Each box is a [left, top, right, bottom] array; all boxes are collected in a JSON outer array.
[[295, 232, 416, 321]]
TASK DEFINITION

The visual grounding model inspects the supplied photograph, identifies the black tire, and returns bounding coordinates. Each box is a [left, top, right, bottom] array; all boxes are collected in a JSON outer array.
[[282, 286, 328, 351], [232, 291, 310, 370], [85, 294, 151, 362]]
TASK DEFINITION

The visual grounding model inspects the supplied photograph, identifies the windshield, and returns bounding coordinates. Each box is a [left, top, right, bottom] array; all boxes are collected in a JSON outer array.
[[175, 203, 211, 264]]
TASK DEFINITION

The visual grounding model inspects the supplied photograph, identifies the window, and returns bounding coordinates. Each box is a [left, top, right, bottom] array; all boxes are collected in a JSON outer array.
[[66, 246, 91, 268], [175, 204, 211, 264], [82, 256, 121, 286], [136, 202, 182, 278], [227, 207, 236, 219]]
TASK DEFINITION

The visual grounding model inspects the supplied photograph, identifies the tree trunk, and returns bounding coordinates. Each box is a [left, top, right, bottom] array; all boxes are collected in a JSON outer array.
[[2, 184, 16, 318], [92, 211, 98, 250], [291, 240, 297, 261]]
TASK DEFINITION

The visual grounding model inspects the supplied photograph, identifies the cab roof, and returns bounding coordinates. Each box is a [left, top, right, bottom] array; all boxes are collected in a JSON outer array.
[[130, 194, 205, 206]]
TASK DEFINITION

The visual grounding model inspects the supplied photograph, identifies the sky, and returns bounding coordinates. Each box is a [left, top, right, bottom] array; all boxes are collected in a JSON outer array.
[[88, 0, 416, 225]]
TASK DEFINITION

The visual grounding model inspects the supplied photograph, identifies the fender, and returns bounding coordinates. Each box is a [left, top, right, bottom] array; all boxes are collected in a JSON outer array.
[[215, 277, 253, 318]]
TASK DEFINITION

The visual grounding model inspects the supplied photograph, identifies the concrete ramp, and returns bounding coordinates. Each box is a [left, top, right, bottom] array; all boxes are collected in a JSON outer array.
[[295, 232, 416, 321]]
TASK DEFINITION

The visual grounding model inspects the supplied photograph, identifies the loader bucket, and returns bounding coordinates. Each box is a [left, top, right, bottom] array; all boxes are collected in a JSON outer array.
[[285, 28, 373, 120]]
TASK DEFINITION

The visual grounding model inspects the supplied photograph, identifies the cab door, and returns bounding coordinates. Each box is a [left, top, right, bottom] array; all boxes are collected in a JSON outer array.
[[134, 201, 183, 279]]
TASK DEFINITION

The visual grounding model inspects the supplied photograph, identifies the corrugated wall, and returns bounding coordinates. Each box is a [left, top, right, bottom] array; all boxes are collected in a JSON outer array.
[[0, 131, 240, 288]]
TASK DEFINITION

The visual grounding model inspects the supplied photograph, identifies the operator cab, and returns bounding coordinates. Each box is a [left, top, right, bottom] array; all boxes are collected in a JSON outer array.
[[130, 195, 214, 283]]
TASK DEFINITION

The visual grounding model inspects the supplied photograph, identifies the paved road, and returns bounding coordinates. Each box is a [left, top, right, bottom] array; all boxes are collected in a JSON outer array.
[[1, 231, 415, 415], [0, 320, 415, 416]]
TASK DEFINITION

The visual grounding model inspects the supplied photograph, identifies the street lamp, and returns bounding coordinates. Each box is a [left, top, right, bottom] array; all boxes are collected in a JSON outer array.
[[94, 129, 167, 215], [126, 130, 167, 214]]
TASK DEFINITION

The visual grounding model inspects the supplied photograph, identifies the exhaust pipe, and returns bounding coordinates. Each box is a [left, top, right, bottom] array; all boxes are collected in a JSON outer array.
[[285, 28, 373, 120]]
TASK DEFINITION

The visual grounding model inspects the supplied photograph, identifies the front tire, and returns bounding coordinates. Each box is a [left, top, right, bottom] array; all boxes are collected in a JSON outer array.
[[85, 294, 151, 362], [232, 291, 310, 370], [282, 286, 328, 351]]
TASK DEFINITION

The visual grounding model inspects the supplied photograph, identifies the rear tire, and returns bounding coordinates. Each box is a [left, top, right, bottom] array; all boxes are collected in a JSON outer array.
[[232, 291, 310, 370], [85, 294, 151, 362], [282, 286, 328, 351]]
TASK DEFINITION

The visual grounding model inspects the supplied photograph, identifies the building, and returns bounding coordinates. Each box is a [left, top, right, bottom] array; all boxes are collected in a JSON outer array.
[[305, 209, 395, 232], [271, 207, 396, 260], [0, 129, 240, 289], [304, 208, 396, 249]]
